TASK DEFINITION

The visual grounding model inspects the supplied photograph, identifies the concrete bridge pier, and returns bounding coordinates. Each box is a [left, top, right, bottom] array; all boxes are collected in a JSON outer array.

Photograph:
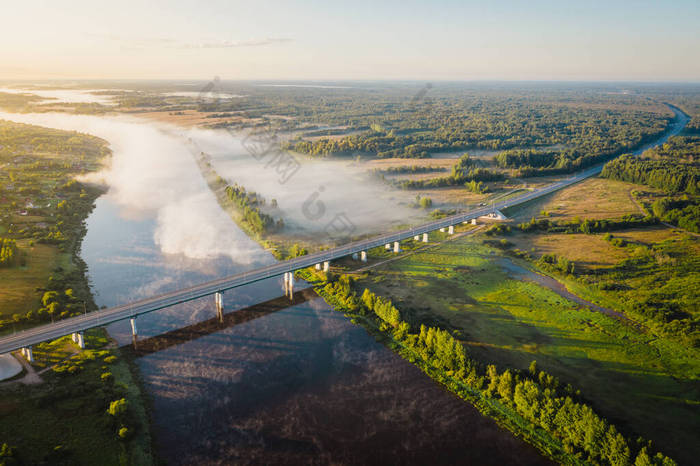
[[352, 252, 358, 260], [471, 218, 477, 225], [440, 227, 445, 232], [77, 332, 85, 349], [448, 225, 454, 235], [215, 291, 224, 321], [422, 233, 429, 243], [286, 272, 295, 300], [323, 261, 330, 272], [360, 251, 367, 262], [414, 235, 420, 241], [315, 263, 321, 270], [130, 317, 138, 338], [385, 243, 391, 250], [393, 241, 401, 253], [71, 332, 79, 344], [21, 347, 34, 363]]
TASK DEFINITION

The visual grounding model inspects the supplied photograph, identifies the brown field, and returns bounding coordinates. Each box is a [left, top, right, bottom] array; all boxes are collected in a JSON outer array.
[[431, 149, 501, 160], [363, 157, 457, 170], [0, 241, 62, 317], [616, 227, 700, 255], [505, 226, 694, 270], [384, 171, 452, 181], [414, 186, 490, 207], [508, 176, 654, 221], [299, 126, 364, 142], [127, 109, 262, 128], [508, 232, 628, 269]]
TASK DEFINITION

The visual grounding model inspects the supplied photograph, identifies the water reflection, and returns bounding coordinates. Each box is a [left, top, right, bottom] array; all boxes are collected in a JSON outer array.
[[124, 289, 316, 357], [134, 295, 549, 466]]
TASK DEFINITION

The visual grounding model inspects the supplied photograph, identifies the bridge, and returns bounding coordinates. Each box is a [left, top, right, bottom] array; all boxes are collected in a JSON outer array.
[[0, 162, 605, 359]]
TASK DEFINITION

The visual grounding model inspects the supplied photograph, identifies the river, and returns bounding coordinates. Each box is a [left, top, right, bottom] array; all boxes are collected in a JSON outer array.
[[0, 107, 549, 464]]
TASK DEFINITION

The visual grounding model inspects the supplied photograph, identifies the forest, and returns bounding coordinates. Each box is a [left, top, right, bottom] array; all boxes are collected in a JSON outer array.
[[601, 136, 699, 193], [268, 86, 672, 176], [601, 135, 700, 232]]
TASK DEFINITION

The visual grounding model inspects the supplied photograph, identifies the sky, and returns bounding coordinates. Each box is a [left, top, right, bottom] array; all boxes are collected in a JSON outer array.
[[2, 0, 699, 82]]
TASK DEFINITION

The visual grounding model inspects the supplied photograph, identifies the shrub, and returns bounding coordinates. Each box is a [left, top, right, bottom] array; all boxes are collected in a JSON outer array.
[[118, 427, 130, 440], [107, 398, 128, 418]]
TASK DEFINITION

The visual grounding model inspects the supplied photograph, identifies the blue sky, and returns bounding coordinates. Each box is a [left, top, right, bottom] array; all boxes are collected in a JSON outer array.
[[2, 0, 699, 81]]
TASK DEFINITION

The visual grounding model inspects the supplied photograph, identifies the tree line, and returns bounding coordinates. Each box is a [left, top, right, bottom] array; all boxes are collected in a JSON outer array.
[[513, 215, 659, 235], [394, 154, 503, 190], [224, 184, 283, 236]]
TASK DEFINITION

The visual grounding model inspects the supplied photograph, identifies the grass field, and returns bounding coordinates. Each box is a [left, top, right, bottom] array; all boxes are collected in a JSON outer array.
[[354, 235, 699, 465], [0, 240, 64, 317]]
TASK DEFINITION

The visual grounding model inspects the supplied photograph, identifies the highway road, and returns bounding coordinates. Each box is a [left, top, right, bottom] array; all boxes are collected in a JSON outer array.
[[0, 105, 688, 355]]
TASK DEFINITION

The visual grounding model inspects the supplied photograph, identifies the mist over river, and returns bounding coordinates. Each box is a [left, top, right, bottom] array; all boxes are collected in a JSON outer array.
[[0, 109, 548, 464]]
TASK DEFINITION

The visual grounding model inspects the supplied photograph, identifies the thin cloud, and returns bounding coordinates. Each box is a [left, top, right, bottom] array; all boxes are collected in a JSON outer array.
[[87, 32, 178, 46], [86, 33, 292, 50], [176, 38, 293, 49]]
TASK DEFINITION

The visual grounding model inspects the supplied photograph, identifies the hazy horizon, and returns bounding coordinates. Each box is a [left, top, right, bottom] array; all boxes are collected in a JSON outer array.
[[2, 78, 700, 85], [3, 0, 699, 82]]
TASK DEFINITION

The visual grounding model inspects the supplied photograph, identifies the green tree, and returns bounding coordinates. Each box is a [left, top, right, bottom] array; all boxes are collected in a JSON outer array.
[[652, 198, 671, 217], [528, 360, 538, 376], [497, 369, 514, 402], [485, 365, 499, 396], [634, 447, 653, 466]]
